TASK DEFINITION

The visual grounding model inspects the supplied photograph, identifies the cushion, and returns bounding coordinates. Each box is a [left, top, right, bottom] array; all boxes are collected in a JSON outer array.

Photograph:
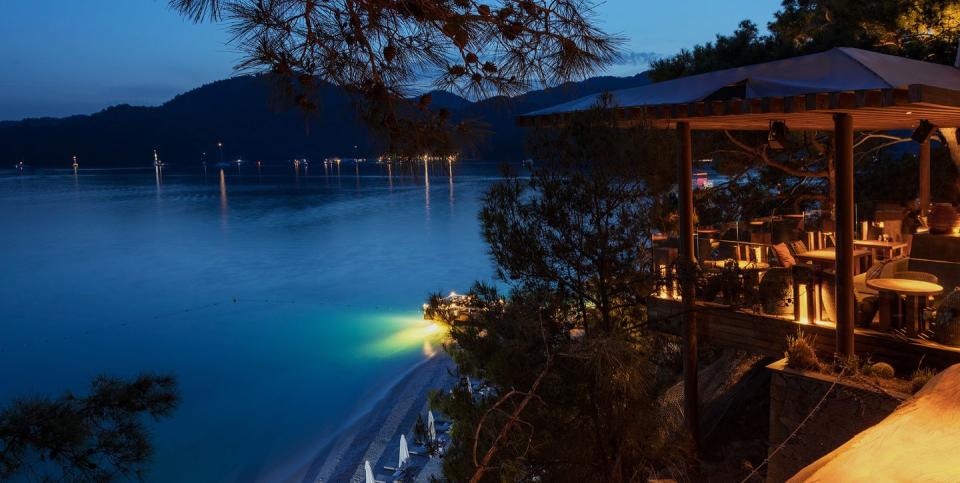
[[789, 240, 808, 255], [772, 242, 796, 268]]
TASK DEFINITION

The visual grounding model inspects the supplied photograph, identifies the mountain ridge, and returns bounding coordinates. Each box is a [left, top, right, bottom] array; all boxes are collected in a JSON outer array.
[[0, 73, 650, 167]]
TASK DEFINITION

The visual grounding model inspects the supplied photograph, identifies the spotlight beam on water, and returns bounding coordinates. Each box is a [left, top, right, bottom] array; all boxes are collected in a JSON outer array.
[[367, 316, 447, 358]]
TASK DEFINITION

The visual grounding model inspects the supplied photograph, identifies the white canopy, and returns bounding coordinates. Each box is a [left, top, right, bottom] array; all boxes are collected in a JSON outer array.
[[399, 434, 411, 468], [528, 48, 960, 116], [364, 460, 375, 483], [519, 48, 960, 131]]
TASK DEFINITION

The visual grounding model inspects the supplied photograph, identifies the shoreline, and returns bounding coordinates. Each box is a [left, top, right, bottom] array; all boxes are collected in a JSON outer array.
[[261, 353, 457, 483]]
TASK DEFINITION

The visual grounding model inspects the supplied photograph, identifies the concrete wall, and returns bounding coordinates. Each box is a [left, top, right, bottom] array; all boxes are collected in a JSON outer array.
[[765, 360, 906, 483]]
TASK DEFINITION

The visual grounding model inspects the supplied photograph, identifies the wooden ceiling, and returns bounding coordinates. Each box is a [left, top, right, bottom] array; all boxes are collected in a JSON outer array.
[[517, 84, 960, 131]]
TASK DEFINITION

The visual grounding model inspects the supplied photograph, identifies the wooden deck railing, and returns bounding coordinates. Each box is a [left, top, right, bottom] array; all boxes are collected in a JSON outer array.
[[648, 298, 960, 371]]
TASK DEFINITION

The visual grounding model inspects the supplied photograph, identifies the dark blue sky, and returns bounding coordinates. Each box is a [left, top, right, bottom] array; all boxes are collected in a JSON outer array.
[[1, 0, 780, 121]]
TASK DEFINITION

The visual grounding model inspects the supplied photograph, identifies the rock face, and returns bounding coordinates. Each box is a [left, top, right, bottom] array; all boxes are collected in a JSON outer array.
[[766, 360, 905, 483], [788, 364, 960, 482]]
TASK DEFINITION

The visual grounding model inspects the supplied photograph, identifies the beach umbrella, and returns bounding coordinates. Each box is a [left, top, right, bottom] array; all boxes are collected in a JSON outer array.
[[428, 411, 437, 442], [399, 434, 410, 468], [365, 460, 375, 483]]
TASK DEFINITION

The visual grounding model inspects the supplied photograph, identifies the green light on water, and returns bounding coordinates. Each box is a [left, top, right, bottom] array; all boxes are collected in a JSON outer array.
[[365, 314, 448, 358]]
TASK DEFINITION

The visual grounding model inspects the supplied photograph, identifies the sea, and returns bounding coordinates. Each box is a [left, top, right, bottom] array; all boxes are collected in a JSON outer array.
[[0, 159, 508, 481]]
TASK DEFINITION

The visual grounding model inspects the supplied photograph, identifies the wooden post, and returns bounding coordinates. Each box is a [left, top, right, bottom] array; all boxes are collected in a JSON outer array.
[[834, 114, 855, 357], [919, 139, 931, 216], [677, 121, 699, 453]]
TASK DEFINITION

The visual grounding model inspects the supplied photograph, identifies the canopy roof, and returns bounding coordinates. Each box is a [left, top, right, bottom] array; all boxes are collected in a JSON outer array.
[[518, 48, 960, 130]]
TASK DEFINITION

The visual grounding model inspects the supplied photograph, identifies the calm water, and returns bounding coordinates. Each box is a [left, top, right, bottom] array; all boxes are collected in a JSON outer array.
[[0, 160, 505, 481]]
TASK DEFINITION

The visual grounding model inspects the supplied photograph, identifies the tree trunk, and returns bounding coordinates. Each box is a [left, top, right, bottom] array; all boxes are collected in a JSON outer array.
[[939, 127, 960, 197]]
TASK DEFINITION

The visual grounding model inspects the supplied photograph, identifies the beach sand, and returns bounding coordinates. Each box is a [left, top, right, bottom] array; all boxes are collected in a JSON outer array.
[[286, 353, 456, 483]]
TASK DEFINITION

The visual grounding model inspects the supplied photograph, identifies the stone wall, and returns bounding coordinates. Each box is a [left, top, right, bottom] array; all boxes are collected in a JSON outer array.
[[765, 359, 906, 482]]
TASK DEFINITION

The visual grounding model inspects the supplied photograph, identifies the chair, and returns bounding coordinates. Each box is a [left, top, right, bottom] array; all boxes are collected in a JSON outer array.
[[854, 258, 907, 300], [894, 271, 939, 284], [695, 237, 714, 264]]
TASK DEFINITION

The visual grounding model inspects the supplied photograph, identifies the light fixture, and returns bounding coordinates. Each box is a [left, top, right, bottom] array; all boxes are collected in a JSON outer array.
[[767, 120, 789, 150], [911, 119, 936, 144]]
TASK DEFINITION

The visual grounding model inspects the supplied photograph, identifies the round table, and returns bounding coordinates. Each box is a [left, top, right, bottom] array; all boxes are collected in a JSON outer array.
[[702, 259, 770, 270], [866, 278, 943, 336]]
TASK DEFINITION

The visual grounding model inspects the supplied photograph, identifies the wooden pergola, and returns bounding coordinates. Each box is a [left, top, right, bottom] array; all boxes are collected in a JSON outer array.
[[517, 48, 960, 453]]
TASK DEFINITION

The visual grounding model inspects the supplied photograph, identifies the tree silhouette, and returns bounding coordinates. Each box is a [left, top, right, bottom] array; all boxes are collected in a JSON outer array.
[[170, 0, 621, 156], [428, 101, 682, 482], [0, 374, 179, 482]]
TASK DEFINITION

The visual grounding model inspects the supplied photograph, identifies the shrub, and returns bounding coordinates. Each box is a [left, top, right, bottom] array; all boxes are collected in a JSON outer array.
[[868, 362, 895, 379], [413, 414, 428, 444], [911, 367, 937, 394], [785, 330, 820, 371]]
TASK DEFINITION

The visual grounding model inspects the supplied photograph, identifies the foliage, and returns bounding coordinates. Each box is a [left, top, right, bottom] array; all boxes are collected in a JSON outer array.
[[171, 0, 622, 157], [482, 102, 673, 335], [430, 102, 683, 481], [785, 330, 821, 372], [856, 148, 960, 206], [648, 20, 790, 82], [650, 1, 960, 220], [650, 1, 960, 81], [911, 367, 937, 393], [0, 374, 179, 482]]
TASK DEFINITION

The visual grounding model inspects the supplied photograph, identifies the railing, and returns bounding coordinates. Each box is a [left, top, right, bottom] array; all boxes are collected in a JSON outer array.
[[652, 236, 960, 348]]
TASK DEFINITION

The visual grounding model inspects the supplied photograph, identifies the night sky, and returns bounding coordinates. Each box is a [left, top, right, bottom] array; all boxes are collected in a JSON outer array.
[[1, 0, 780, 121]]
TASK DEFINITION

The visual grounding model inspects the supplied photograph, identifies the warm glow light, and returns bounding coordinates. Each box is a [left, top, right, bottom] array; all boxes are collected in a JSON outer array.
[[367, 316, 448, 358]]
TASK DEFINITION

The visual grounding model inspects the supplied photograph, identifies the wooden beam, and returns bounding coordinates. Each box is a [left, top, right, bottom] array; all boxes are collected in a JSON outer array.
[[834, 113, 856, 357], [909, 84, 960, 108], [677, 121, 699, 455], [920, 139, 931, 216]]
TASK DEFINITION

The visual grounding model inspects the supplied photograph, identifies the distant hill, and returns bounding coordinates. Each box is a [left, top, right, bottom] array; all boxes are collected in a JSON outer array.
[[0, 73, 650, 167]]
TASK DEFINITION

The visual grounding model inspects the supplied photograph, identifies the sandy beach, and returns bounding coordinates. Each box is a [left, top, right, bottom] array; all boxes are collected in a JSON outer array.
[[276, 353, 456, 483]]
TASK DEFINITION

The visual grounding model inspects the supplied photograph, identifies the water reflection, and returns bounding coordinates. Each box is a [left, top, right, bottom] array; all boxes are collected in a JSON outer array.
[[448, 158, 455, 211], [336, 158, 342, 189], [368, 316, 446, 358], [219, 169, 229, 228], [424, 159, 430, 220]]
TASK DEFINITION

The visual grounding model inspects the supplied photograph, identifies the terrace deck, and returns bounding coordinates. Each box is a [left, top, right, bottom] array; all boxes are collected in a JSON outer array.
[[648, 298, 960, 371]]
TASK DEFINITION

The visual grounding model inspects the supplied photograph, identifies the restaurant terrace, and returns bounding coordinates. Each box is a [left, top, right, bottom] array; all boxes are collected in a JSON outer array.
[[518, 47, 960, 451]]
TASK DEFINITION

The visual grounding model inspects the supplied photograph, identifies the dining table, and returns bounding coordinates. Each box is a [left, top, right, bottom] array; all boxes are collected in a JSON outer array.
[[853, 239, 908, 260], [866, 277, 943, 336], [795, 247, 873, 274]]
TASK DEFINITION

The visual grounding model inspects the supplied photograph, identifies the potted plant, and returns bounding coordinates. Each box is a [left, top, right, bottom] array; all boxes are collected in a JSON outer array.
[[759, 268, 793, 316], [928, 203, 960, 235]]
